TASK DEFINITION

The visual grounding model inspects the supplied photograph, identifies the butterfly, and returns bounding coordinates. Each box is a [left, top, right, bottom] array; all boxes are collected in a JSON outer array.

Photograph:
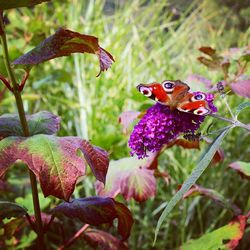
[[137, 80, 211, 115]]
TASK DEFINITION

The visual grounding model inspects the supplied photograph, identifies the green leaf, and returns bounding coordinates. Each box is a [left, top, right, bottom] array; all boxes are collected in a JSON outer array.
[[0, 0, 50, 10], [229, 161, 250, 179], [154, 127, 231, 244], [235, 102, 250, 118], [15, 193, 51, 214], [0, 201, 27, 219], [181, 215, 248, 250], [0, 111, 60, 137]]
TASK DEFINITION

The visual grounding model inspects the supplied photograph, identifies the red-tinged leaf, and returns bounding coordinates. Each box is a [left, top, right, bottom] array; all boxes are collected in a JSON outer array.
[[13, 28, 114, 76], [80, 141, 109, 184], [0, 135, 108, 201], [96, 157, 156, 202], [83, 229, 128, 250], [0, 0, 50, 10], [211, 148, 225, 166], [228, 161, 250, 179], [197, 57, 220, 70], [114, 201, 134, 240], [174, 139, 200, 150], [181, 214, 249, 250], [52, 197, 133, 240], [231, 80, 250, 98], [199, 47, 216, 56], [185, 74, 213, 91], [0, 201, 27, 219], [183, 184, 241, 215], [0, 111, 60, 137], [118, 111, 141, 134], [52, 197, 117, 225]]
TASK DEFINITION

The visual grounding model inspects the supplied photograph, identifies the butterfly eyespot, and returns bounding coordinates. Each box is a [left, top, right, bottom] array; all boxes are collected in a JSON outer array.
[[162, 80, 175, 92], [191, 93, 206, 102], [139, 86, 152, 97], [193, 107, 209, 115]]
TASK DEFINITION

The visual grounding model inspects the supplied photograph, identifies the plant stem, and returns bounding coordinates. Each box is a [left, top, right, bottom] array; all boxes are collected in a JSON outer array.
[[58, 224, 90, 250], [209, 113, 250, 132], [0, 12, 45, 249]]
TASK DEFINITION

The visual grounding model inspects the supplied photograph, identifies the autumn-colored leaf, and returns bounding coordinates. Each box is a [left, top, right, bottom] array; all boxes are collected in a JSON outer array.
[[0, 135, 109, 201], [118, 111, 141, 134], [80, 140, 109, 184], [211, 148, 224, 166], [13, 28, 114, 77], [228, 161, 250, 179], [96, 157, 156, 202], [174, 139, 200, 150], [0, 0, 50, 10], [0, 111, 60, 137], [0, 201, 27, 220], [52, 197, 133, 240], [181, 214, 249, 250], [231, 80, 250, 98], [197, 57, 220, 70], [183, 184, 241, 215], [114, 201, 134, 240], [199, 47, 216, 56], [83, 229, 128, 250]]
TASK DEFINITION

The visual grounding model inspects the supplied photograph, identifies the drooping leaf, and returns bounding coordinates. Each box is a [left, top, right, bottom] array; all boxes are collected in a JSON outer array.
[[0, 201, 27, 219], [114, 201, 134, 240], [0, 0, 50, 10], [154, 127, 231, 244], [231, 80, 250, 98], [197, 57, 220, 70], [228, 161, 250, 179], [83, 229, 128, 250], [118, 111, 141, 134], [211, 148, 224, 166], [181, 214, 249, 250], [96, 157, 156, 202], [80, 140, 109, 184], [0, 135, 109, 201], [0, 111, 60, 137], [52, 196, 133, 240], [183, 184, 241, 215], [13, 28, 114, 76]]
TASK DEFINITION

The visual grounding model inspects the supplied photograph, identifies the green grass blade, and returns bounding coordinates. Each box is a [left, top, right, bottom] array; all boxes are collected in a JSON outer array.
[[154, 126, 232, 245]]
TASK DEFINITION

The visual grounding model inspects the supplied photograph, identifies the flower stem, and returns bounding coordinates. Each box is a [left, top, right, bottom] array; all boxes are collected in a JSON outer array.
[[58, 224, 90, 250], [209, 113, 250, 132], [0, 12, 45, 249]]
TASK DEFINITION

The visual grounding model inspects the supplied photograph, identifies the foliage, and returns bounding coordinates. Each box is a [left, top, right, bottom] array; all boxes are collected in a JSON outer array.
[[0, 0, 249, 249]]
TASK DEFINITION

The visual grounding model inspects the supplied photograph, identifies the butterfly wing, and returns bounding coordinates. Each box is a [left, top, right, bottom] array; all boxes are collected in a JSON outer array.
[[137, 80, 190, 106], [177, 92, 211, 115]]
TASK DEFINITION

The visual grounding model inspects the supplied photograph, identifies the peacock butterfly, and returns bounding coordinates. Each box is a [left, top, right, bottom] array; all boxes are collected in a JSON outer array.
[[137, 80, 211, 115]]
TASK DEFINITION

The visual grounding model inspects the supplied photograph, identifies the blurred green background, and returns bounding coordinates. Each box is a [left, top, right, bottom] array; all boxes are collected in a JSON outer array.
[[0, 0, 250, 249]]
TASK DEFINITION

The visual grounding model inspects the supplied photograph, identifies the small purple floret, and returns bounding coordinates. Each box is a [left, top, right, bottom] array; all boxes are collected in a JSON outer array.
[[128, 96, 217, 158]]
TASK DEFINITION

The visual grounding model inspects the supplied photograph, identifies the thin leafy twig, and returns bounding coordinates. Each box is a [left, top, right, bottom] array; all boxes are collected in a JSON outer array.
[[58, 224, 90, 250]]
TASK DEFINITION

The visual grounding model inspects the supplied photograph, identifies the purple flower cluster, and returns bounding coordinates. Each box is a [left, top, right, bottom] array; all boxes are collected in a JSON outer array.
[[128, 93, 217, 158]]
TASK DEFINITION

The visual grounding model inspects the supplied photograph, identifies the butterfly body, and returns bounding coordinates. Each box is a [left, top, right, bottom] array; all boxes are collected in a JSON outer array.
[[137, 80, 211, 115]]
